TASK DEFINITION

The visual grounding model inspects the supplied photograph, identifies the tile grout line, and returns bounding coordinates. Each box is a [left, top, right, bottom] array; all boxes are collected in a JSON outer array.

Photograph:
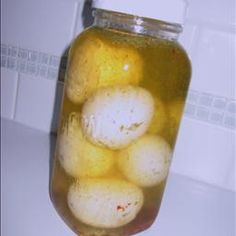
[[70, 0, 84, 40], [12, 72, 20, 120], [188, 24, 202, 64], [1, 44, 61, 80]]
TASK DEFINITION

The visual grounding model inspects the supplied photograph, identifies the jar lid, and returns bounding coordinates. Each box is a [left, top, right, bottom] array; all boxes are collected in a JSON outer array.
[[93, 0, 188, 25]]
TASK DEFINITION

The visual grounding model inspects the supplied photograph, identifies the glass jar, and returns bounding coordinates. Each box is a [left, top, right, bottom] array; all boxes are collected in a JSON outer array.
[[50, 2, 191, 236]]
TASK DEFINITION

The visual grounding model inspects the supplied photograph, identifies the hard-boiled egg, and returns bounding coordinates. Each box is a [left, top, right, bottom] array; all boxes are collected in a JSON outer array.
[[147, 97, 166, 135], [118, 134, 172, 187], [166, 99, 185, 145], [58, 112, 114, 178], [66, 34, 143, 104], [67, 178, 144, 228], [81, 85, 154, 150]]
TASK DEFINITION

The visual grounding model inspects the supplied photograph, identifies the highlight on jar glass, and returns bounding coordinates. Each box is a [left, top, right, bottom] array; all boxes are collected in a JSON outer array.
[[50, 0, 192, 235]]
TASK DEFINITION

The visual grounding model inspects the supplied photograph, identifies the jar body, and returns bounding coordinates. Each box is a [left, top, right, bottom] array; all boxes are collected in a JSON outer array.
[[50, 11, 191, 236]]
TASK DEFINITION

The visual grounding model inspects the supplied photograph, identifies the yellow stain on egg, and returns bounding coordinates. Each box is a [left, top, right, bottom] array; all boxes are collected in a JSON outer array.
[[66, 34, 143, 104]]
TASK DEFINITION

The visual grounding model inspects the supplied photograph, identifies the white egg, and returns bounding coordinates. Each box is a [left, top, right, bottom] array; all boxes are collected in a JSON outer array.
[[67, 178, 144, 228], [118, 135, 172, 187], [81, 85, 155, 150], [58, 112, 114, 178]]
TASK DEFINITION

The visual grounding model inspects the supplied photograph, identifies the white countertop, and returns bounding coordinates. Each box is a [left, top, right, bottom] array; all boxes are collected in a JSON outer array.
[[1, 118, 235, 236]]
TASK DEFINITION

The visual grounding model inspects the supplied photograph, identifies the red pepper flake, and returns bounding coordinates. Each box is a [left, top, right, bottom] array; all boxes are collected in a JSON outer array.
[[117, 205, 125, 212]]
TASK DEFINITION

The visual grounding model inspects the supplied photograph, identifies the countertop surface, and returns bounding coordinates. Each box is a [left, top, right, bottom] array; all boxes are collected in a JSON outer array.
[[1, 118, 235, 236]]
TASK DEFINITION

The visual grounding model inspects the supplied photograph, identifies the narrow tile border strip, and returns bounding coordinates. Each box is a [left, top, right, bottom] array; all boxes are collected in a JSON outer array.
[[1, 44, 64, 80], [1, 44, 235, 130], [184, 91, 235, 130]]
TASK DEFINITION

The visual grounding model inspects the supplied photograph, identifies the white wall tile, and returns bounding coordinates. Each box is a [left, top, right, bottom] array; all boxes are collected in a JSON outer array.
[[1, 0, 235, 191], [0, 68, 18, 119], [190, 29, 235, 99], [14, 74, 57, 132], [1, 0, 81, 56], [187, 0, 235, 27], [171, 118, 235, 191]]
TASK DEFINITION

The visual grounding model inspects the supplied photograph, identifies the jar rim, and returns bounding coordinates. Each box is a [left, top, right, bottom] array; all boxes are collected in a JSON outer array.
[[93, 9, 183, 41]]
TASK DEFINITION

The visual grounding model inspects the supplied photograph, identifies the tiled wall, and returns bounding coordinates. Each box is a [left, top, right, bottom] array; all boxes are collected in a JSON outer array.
[[1, 0, 84, 131], [1, 0, 235, 191], [173, 0, 235, 192]]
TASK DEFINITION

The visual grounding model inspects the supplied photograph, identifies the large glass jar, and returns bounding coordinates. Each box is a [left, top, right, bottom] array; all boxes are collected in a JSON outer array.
[[50, 1, 191, 235]]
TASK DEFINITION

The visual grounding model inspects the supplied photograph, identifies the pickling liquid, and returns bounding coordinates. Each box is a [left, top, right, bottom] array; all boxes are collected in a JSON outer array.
[[50, 26, 191, 236]]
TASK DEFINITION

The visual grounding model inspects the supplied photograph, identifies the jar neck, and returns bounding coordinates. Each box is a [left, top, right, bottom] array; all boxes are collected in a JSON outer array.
[[93, 9, 182, 41]]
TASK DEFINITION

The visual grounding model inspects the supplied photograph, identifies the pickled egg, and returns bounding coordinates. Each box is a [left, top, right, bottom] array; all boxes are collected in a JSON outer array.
[[58, 112, 114, 178], [167, 99, 185, 145], [81, 86, 155, 150], [118, 134, 172, 187], [66, 35, 143, 104], [67, 178, 144, 228], [148, 97, 167, 134]]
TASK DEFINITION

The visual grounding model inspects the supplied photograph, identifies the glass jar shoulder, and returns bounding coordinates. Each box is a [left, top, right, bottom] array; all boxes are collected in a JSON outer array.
[[68, 27, 191, 101], [148, 37, 191, 78], [68, 27, 101, 57], [175, 41, 192, 72], [138, 36, 191, 102], [70, 26, 155, 54]]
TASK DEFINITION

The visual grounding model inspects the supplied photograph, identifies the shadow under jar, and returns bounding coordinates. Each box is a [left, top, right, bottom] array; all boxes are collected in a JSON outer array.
[[50, 1, 191, 235]]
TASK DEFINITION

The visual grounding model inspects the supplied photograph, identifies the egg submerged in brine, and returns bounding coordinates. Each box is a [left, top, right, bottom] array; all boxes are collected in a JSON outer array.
[[57, 112, 114, 178], [118, 134, 172, 187], [81, 85, 155, 150], [67, 178, 144, 228], [66, 32, 143, 104]]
